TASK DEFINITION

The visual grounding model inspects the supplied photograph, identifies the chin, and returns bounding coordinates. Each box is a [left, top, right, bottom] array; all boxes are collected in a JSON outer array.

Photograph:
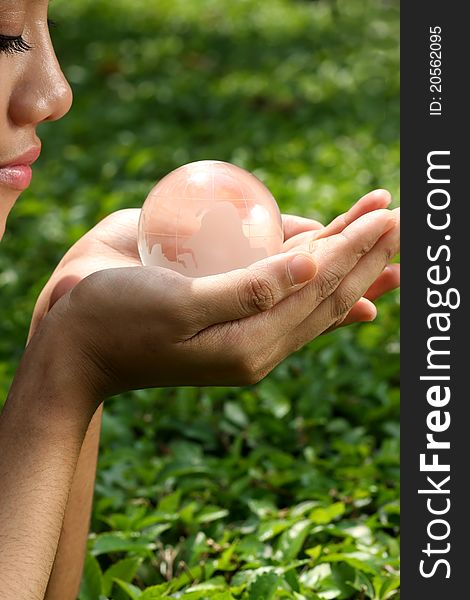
[[0, 188, 22, 241]]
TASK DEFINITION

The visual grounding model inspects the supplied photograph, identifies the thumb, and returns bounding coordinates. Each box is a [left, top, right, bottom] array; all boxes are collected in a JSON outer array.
[[189, 251, 317, 327]]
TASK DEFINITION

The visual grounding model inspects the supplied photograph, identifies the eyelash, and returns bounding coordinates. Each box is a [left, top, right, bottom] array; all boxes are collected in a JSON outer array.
[[0, 19, 57, 55], [0, 35, 32, 55]]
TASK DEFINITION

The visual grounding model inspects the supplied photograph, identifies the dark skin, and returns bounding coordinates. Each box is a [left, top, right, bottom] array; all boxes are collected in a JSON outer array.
[[0, 1, 400, 598]]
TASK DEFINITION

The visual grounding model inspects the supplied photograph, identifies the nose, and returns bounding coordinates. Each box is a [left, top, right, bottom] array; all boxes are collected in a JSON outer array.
[[8, 34, 73, 127]]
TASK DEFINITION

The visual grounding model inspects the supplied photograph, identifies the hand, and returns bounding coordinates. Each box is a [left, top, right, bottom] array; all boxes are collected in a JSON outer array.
[[30, 189, 398, 338], [41, 198, 398, 403]]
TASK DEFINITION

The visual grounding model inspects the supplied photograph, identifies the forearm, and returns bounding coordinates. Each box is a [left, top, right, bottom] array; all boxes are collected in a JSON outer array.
[[45, 405, 103, 600], [0, 322, 97, 600]]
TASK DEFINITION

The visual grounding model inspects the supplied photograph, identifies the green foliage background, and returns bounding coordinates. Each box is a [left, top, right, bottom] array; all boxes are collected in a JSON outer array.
[[0, 0, 399, 598]]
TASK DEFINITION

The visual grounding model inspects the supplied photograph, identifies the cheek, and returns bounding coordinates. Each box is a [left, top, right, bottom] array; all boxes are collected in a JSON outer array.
[[0, 61, 12, 130]]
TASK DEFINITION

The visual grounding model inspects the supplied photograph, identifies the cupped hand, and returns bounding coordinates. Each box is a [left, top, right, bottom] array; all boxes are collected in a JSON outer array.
[[30, 189, 398, 339], [37, 191, 398, 401]]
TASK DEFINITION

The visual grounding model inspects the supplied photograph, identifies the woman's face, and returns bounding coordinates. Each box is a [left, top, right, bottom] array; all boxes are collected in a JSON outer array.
[[0, 0, 72, 240]]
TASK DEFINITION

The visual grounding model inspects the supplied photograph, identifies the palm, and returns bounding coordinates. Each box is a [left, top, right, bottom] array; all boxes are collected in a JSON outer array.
[[63, 209, 142, 268], [30, 210, 142, 337]]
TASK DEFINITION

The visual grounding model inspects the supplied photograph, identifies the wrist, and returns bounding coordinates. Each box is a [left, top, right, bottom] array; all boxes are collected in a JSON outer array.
[[3, 309, 101, 438]]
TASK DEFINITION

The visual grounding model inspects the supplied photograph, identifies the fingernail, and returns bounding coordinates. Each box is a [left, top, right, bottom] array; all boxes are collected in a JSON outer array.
[[287, 254, 316, 286]]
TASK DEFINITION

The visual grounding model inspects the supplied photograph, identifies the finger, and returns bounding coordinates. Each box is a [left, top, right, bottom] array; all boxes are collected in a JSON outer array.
[[314, 189, 392, 241], [330, 297, 377, 328], [183, 208, 398, 381], [294, 208, 397, 321], [236, 207, 397, 348], [364, 263, 400, 301], [284, 208, 400, 350], [187, 250, 317, 327], [329, 263, 400, 330], [283, 189, 392, 252], [282, 229, 322, 253], [210, 215, 398, 383], [282, 214, 324, 241]]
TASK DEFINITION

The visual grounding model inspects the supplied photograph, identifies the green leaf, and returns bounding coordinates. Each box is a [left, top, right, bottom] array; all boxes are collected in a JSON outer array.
[[213, 593, 236, 600], [186, 576, 228, 593], [257, 380, 291, 418], [285, 568, 300, 593], [166, 565, 208, 593], [248, 572, 282, 600], [330, 563, 357, 597], [258, 519, 293, 542], [90, 532, 156, 556], [213, 542, 238, 571], [275, 520, 312, 561], [376, 575, 400, 599], [299, 564, 331, 590], [79, 554, 103, 600], [196, 505, 229, 523], [133, 513, 178, 529], [103, 557, 142, 596], [140, 583, 170, 599], [113, 579, 142, 600], [305, 545, 322, 562], [320, 553, 378, 575], [309, 503, 346, 525], [224, 401, 249, 427], [157, 489, 182, 513]]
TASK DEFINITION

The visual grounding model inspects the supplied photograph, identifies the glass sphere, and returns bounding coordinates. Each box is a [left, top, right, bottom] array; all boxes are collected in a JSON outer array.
[[138, 160, 284, 277]]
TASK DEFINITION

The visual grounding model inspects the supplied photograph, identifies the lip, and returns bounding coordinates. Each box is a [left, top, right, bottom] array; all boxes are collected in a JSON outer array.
[[0, 145, 41, 191]]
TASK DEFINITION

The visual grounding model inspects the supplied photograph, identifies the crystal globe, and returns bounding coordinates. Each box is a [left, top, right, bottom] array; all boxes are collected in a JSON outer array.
[[138, 160, 284, 277]]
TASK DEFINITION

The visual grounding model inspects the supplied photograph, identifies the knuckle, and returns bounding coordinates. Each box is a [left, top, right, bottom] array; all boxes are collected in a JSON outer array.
[[346, 233, 375, 259], [240, 274, 277, 313], [339, 228, 377, 260], [316, 266, 343, 302], [230, 353, 259, 385], [358, 234, 379, 258], [229, 340, 270, 385], [329, 314, 348, 330], [241, 364, 264, 385], [331, 287, 357, 321], [383, 243, 397, 263], [243, 361, 270, 385]]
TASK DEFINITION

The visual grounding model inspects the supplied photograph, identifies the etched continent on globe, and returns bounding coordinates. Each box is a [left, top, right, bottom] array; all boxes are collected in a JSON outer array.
[[138, 160, 284, 277]]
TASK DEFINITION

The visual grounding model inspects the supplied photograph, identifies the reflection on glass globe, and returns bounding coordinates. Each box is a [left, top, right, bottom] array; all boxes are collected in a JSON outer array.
[[138, 160, 284, 277]]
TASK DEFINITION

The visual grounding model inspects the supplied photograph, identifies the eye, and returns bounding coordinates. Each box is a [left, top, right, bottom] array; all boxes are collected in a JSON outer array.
[[0, 19, 58, 55], [0, 34, 32, 55]]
